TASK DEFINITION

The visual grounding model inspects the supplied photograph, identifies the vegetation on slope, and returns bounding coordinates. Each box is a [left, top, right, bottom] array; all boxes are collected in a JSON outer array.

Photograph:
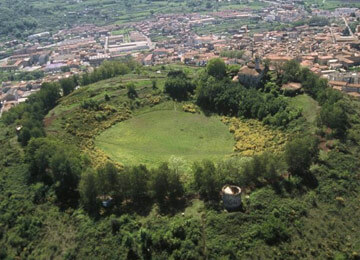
[[1, 58, 360, 259]]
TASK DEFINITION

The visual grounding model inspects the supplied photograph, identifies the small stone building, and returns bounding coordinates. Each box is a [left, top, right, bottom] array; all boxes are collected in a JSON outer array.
[[238, 61, 263, 88], [222, 185, 242, 211], [281, 82, 303, 96]]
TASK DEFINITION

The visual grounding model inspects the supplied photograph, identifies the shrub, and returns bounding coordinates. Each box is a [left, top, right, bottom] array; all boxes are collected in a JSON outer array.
[[164, 71, 195, 100], [127, 84, 138, 99], [260, 215, 290, 245]]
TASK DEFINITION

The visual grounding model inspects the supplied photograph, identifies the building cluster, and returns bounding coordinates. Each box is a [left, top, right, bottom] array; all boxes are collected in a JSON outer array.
[[0, 24, 152, 114], [1, 2, 360, 115]]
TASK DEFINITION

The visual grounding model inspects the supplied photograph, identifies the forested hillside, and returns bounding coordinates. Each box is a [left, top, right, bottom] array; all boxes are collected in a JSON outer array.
[[1, 58, 360, 259]]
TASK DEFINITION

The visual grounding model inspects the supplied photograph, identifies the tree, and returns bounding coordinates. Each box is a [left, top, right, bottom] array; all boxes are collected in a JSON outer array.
[[164, 70, 195, 100], [151, 79, 158, 90], [260, 215, 289, 245], [30, 127, 44, 139], [81, 73, 91, 86], [60, 77, 76, 96], [319, 101, 348, 137], [150, 163, 184, 206], [207, 58, 227, 80], [150, 164, 168, 205], [284, 137, 319, 178], [79, 169, 99, 216], [97, 162, 119, 200], [282, 60, 301, 84], [167, 168, 184, 204], [164, 77, 194, 100], [193, 160, 220, 201], [26, 138, 83, 206], [37, 82, 61, 112], [18, 127, 31, 147], [26, 138, 58, 184], [196, 76, 229, 112], [127, 83, 138, 99], [308, 16, 329, 27], [227, 64, 241, 78], [50, 150, 81, 206], [60, 66, 70, 73], [343, 27, 350, 36], [127, 165, 150, 203]]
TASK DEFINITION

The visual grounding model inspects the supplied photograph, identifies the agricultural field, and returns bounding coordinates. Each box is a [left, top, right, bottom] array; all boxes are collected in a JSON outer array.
[[304, 0, 360, 10], [0, 0, 269, 41], [95, 109, 235, 166]]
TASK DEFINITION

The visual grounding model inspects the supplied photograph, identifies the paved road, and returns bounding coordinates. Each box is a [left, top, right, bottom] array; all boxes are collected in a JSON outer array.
[[329, 27, 336, 44], [0, 102, 4, 118], [343, 16, 354, 37]]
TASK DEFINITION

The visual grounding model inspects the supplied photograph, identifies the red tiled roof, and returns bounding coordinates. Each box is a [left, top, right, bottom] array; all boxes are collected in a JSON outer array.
[[238, 66, 260, 76]]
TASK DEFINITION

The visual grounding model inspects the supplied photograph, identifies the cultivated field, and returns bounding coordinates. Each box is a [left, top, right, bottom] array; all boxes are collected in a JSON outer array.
[[95, 110, 234, 166]]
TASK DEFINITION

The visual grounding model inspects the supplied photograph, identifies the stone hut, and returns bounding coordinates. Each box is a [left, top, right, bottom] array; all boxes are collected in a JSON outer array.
[[238, 61, 263, 88], [281, 82, 303, 96], [222, 185, 242, 211]]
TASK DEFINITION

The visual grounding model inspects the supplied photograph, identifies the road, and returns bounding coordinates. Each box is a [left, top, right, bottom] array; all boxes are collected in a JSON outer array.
[[104, 36, 109, 51], [329, 27, 336, 44], [343, 16, 354, 37], [0, 102, 4, 118]]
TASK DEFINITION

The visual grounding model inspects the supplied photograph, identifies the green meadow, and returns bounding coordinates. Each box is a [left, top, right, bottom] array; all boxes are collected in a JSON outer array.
[[288, 94, 320, 132], [95, 109, 234, 166]]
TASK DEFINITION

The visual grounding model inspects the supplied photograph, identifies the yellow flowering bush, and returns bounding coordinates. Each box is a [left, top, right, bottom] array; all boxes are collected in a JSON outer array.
[[221, 116, 288, 156], [182, 104, 197, 113]]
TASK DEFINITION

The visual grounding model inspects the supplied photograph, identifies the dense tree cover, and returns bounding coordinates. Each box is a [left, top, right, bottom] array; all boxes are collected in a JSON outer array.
[[195, 59, 301, 127], [150, 163, 184, 206], [81, 59, 137, 86], [206, 58, 227, 80], [78, 162, 185, 216], [164, 70, 195, 100], [193, 160, 220, 202], [279, 59, 350, 136], [284, 136, 319, 178], [0, 3, 38, 39], [2, 129, 360, 259], [0, 70, 44, 82], [220, 49, 244, 59], [3, 81, 60, 146], [192, 152, 285, 203], [308, 16, 330, 27], [3, 59, 138, 147], [26, 138, 83, 207], [59, 76, 78, 96]]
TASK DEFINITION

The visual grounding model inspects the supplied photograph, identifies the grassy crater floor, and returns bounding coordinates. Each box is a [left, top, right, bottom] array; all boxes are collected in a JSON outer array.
[[95, 110, 235, 166]]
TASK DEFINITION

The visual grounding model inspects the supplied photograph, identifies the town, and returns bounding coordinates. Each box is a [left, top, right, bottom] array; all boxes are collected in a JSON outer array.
[[1, 1, 360, 115]]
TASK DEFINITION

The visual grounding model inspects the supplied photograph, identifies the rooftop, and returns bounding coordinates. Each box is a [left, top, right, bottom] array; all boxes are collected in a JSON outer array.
[[222, 185, 241, 195]]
